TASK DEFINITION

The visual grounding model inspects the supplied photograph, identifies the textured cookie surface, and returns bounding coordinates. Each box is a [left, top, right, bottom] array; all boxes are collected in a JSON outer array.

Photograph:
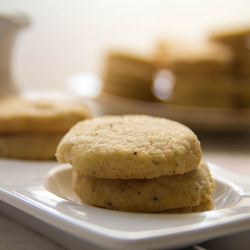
[[74, 162, 214, 212], [57, 115, 201, 179], [0, 97, 91, 134], [165, 197, 214, 213], [0, 133, 64, 160]]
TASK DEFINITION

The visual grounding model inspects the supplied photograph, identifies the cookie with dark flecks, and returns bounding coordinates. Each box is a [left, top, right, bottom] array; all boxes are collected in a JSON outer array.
[[56, 115, 202, 179], [73, 161, 215, 212]]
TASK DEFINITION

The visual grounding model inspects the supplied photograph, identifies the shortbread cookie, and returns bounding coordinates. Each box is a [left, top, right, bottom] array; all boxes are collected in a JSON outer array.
[[73, 162, 214, 212], [169, 43, 233, 74], [104, 51, 156, 81], [169, 75, 235, 108], [0, 97, 91, 134], [57, 115, 202, 179], [103, 75, 156, 101], [102, 51, 157, 101], [0, 97, 91, 160], [210, 27, 250, 48], [105, 58, 155, 82], [0, 133, 63, 160]]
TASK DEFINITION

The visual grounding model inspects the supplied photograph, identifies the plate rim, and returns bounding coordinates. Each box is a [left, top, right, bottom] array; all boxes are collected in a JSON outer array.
[[0, 162, 250, 250]]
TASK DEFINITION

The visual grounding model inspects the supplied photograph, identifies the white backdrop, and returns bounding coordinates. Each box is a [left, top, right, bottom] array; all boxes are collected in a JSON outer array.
[[1, 0, 250, 91]]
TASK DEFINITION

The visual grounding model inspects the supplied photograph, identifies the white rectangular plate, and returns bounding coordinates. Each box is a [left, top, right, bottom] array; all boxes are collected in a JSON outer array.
[[0, 159, 250, 250]]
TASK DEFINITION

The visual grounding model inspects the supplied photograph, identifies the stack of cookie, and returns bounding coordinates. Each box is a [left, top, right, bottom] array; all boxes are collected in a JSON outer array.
[[210, 28, 250, 107], [102, 51, 157, 101], [57, 115, 215, 213], [0, 97, 91, 160], [167, 43, 235, 108]]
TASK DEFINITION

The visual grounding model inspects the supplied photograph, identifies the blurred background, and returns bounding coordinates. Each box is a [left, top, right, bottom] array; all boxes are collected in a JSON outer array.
[[1, 0, 250, 91], [0, 0, 250, 133]]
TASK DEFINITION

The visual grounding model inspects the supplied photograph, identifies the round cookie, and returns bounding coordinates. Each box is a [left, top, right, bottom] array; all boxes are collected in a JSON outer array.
[[209, 27, 250, 48], [73, 162, 215, 212], [0, 97, 91, 134], [105, 52, 156, 81], [0, 134, 64, 160], [57, 115, 202, 179], [103, 51, 157, 101], [102, 75, 156, 101], [105, 51, 156, 80], [158, 41, 233, 74]]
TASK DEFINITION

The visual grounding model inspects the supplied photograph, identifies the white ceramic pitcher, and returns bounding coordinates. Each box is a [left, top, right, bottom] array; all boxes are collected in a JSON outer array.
[[0, 13, 29, 96]]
